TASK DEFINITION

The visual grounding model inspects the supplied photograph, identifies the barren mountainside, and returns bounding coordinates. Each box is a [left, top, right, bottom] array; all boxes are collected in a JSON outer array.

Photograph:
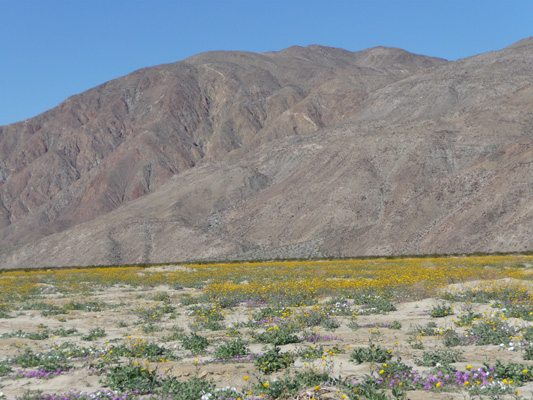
[[0, 40, 532, 268]]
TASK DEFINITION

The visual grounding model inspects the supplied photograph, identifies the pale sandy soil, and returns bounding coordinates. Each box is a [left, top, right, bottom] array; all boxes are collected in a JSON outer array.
[[1, 280, 533, 399]]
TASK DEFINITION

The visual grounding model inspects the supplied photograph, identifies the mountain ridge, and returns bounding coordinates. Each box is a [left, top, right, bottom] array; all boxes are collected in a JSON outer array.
[[0, 41, 532, 268]]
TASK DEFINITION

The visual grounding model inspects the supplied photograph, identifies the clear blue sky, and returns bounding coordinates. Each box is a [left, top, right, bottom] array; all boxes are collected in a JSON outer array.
[[1, 0, 531, 126]]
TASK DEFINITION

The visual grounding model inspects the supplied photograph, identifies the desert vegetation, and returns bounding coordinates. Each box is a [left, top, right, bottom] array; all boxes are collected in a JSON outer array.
[[2, 256, 533, 399]]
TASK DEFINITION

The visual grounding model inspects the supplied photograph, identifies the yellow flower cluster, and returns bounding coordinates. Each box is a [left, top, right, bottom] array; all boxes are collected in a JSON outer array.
[[1, 255, 531, 313]]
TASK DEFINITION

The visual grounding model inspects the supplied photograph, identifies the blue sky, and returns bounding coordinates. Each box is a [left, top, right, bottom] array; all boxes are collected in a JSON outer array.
[[1, 0, 532, 126]]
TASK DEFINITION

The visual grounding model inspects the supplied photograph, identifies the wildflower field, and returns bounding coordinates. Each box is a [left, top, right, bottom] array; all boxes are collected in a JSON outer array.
[[2, 256, 533, 399]]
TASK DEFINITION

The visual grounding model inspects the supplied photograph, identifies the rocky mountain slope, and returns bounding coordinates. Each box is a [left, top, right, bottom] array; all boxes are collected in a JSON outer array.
[[1, 39, 532, 268]]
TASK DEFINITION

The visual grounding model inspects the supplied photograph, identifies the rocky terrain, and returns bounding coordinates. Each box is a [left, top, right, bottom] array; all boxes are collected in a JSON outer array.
[[0, 38, 532, 268]]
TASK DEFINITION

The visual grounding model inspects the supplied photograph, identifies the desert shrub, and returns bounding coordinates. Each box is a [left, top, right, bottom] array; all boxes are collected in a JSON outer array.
[[0, 330, 50, 340], [255, 346, 294, 374], [486, 359, 533, 385], [102, 362, 160, 394], [430, 303, 453, 318], [414, 349, 464, 367], [468, 319, 520, 346], [152, 292, 171, 302], [390, 320, 402, 329], [10, 347, 72, 372], [0, 362, 13, 376], [179, 294, 198, 306], [454, 311, 482, 327], [252, 306, 291, 321], [81, 328, 106, 341], [411, 321, 438, 336], [213, 338, 248, 360], [523, 345, 533, 360], [52, 327, 79, 337], [442, 330, 468, 347], [256, 369, 333, 399], [492, 302, 533, 321], [295, 344, 325, 360], [350, 344, 392, 364], [181, 333, 209, 354], [65, 300, 106, 312], [255, 325, 300, 345]]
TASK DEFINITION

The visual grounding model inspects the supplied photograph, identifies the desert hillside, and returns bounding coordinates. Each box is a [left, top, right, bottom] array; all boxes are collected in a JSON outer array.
[[1, 39, 532, 268]]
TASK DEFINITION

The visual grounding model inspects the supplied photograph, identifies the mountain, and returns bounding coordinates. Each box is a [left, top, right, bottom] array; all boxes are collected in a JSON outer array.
[[0, 40, 532, 268]]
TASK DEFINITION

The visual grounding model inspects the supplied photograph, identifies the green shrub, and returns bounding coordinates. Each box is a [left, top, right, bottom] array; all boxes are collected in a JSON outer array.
[[468, 319, 519, 345], [110, 342, 179, 361], [414, 349, 464, 367], [214, 339, 248, 360], [81, 328, 106, 341], [102, 362, 160, 394], [350, 344, 392, 364], [295, 344, 325, 360], [0, 362, 12, 376], [182, 333, 209, 354], [152, 292, 171, 302], [255, 346, 294, 374], [255, 325, 300, 345], [65, 300, 106, 312], [524, 345, 533, 360], [390, 320, 402, 329], [454, 311, 482, 327], [430, 303, 453, 318]]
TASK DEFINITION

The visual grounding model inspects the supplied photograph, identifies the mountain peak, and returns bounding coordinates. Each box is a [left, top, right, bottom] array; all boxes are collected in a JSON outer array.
[[1, 40, 532, 268]]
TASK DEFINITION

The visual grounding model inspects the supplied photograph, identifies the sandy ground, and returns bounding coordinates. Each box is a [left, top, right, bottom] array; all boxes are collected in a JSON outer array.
[[1, 281, 533, 399]]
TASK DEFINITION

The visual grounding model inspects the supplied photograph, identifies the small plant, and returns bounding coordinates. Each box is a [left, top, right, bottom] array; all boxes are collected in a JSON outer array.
[[430, 303, 453, 318], [348, 318, 360, 330], [0, 329, 50, 340], [524, 345, 533, 360], [181, 333, 209, 354], [256, 369, 334, 399], [414, 348, 464, 367], [353, 380, 390, 400], [152, 292, 171, 302], [252, 306, 290, 321], [350, 343, 392, 364], [411, 321, 438, 336], [162, 331, 186, 342], [454, 311, 482, 327], [0, 304, 11, 319], [390, 320, 402, 329], [52, 327, 79, 337], [109, 341, 179, 361], [141, 322, 163, 333], [468, 318, 519, 345], [321, 317, 341, 330], [199, 320, 225, 331], [486, 359, 533, 385], [442, 329, 467, 347], [0, 362, 13, 376], [101, 362, 160, 394], [81, 327, 106, 341], [216, 297, 241, 309], [354, 296, 397, 315], [65, 300, 106, 312], [10, 347, 72, 372], [179, 294, 198, 306], [378, 359, 413, 376], [214, 339, 248, 360], [492, 302, 533, 321], [295, 344, 325, 360], [255, 325, 300, 345], [255, 346, 294, 374]]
